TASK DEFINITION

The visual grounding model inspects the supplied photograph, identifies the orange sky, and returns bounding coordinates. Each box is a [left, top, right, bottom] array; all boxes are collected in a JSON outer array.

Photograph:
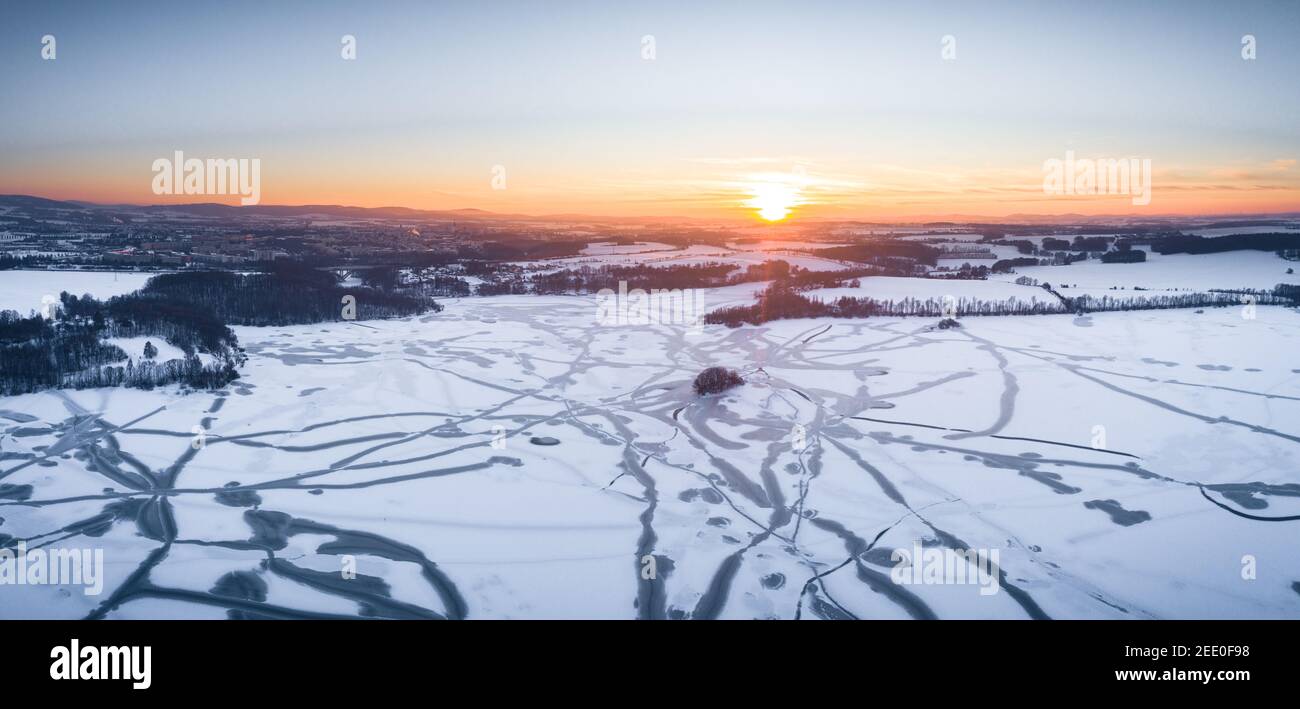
[[5, 3, 1298, 223], [8, 152, 1299, 223]]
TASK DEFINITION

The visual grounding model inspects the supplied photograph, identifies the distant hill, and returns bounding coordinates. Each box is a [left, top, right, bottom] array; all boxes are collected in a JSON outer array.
[[1, 194, 1297, 227], [0, 194, 87, 210], [0, 195, 522, 223]]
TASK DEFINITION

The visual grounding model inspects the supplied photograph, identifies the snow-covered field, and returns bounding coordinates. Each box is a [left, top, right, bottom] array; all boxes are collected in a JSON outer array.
[[726, 240, 848, 251], [580, 242, 678, 255], [814, 276, 1052, 304], [521, 243, 851, 273], [3, 281, 1299, 619], [1186, 226, 1298, 238], [0, 270, 155, 315], [989, 251, 1299, 292], [103, 337, 188, 363]]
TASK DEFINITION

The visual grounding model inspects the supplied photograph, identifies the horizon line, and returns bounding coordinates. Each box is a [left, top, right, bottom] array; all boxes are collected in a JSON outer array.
[[7, 193, 1300, 226]]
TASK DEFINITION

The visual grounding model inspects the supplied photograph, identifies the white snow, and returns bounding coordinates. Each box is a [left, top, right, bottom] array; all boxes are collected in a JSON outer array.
[[103, 337, 188, 363], [580, 241, 677, 255], [989, 251, 1299, 292], [522, 243, 852, 273], [813, 276, 1053, 304], [1186, 226, 1298, 238], [2, 263, 1299, 620], [0, 270, 154, 315]]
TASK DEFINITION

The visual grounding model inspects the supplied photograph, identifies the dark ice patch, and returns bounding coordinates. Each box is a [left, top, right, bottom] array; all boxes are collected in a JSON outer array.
[[678, 488, 724, 504], [215, 488, 263, 508], [1207, 482, 1300, 510], [0, 484, 33, 501], [1084, 499, 1151, 526], [860, 546, 898, 568], [211, 570, 268, 602], [0, 410, 39, 423], [1018, 468, 1081, 495]]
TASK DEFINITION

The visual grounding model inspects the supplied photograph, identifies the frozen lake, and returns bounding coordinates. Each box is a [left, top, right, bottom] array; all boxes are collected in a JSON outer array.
[[2, 285, 1299, 619]]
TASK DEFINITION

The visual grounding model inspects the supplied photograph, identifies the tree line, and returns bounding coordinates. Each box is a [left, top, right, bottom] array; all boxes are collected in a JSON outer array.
[[137, 263, 441, 325], [523, 260, 875, 295], [703, 279, 1300, 328], [1152, 233, 1300, 255], [0, 295, 242, 395], [0, 264, 444, 395], [810, 243, 940, 268]]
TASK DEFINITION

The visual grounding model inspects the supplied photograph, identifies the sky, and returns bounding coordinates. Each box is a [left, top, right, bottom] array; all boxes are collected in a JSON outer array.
[[1, 0, 1298, 221]]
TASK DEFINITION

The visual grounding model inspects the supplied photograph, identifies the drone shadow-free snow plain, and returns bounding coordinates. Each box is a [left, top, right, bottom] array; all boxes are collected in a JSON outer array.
[[3, 286, 1300, 619]]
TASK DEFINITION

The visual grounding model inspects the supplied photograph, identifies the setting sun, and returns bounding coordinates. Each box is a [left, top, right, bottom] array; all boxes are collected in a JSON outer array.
[[744, 177, 805, 221]]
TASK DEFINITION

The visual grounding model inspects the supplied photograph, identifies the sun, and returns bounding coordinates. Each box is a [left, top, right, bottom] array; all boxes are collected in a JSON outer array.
[[743, 175, 806, 222]]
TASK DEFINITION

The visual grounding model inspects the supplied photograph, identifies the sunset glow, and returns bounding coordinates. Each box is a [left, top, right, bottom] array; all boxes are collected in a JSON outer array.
[[0, 1, 1296, 221], [744, 178, 805, 222], [3, 0, 1300, 639]]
